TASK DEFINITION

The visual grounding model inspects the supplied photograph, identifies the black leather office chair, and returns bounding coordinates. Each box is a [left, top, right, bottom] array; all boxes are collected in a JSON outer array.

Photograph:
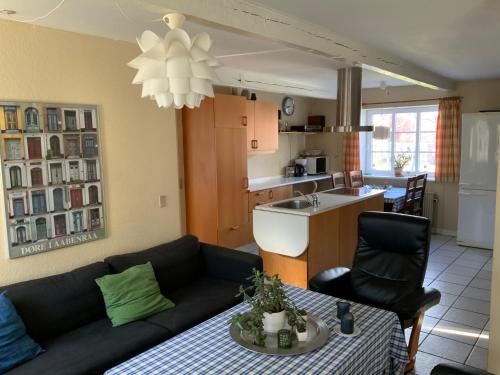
[[431, 364, 493, 375], [309, 211, 441, 373]]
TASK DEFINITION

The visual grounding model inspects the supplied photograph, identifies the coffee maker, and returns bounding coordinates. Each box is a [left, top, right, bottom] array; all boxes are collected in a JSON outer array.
[[294, 158, 307, 177]]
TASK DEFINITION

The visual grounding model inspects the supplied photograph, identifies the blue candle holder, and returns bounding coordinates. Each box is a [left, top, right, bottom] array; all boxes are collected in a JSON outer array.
[[336, 301, 350, 319], [340, 312, 354, 334]]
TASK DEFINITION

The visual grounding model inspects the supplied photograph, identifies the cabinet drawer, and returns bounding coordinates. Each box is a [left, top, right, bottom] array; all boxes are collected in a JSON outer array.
[[249, 189, 270, 211], [269, 185, 293, 202], [218, 222, 250, 248]]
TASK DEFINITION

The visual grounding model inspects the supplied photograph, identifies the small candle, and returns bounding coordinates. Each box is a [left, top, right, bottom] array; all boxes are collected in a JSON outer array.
[[277, 329, 292, 348], [336, 301, 350, 319], [340, 312, 354, 334]]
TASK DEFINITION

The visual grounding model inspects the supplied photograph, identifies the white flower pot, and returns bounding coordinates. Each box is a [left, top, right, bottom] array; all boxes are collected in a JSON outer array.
[[263, 310, 286, 333], [296, 329, 308, 341]]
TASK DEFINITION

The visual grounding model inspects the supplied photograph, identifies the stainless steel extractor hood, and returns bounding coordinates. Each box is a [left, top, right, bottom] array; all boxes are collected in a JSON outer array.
[[334, 66, 373, 132]]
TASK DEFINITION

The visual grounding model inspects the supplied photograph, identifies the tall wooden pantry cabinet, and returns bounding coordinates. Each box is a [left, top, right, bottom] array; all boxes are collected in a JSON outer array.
[[182, 94, 249, 248]]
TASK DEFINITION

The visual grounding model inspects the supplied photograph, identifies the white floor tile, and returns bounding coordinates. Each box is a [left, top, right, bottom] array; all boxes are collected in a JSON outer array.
[[452, 297, 490, 315], [439, 293, 459, 307], [460, 287, 491, 302], [469, 278, 491, 291], [431, 320, 482, 345], [466, 346, 488, 370], [419, 334, 473, 363], [436, 272, 473, 286], [429, 280, 466, 296], [442, 308, 489, 329]]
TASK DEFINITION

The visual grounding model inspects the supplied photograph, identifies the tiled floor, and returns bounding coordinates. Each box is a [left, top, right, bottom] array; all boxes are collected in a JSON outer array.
[[238, 236, 492, 374], [409, 235, 492, 375]]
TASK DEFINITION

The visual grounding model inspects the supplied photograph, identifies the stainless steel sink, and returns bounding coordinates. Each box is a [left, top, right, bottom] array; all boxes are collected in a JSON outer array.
[[272, 200, 312, 209]]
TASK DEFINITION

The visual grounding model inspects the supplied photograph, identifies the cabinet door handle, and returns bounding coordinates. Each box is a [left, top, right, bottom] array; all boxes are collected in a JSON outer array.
[[243, 177, 249, 189], [230, 225, 240, 231], [242, 116, 247, 126], [269, 190, 274, 199]]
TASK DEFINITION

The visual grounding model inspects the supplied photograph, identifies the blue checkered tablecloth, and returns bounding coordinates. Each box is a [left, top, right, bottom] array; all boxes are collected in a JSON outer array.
[[383, 187, 408, 212], [106, 286, 408, 374]]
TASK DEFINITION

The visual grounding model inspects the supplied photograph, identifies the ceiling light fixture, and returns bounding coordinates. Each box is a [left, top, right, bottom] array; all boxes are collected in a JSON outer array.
[[127, 13, 220, 109]]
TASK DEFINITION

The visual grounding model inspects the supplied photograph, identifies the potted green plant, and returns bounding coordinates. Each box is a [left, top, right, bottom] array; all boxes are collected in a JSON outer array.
[[394, 153, 412, 177], [287, 307, 308, 342], [230, 269, 308, 347]]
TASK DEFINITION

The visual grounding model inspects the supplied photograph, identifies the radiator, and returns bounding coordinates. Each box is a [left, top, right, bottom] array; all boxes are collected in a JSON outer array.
[[422, 192, 436, 221]]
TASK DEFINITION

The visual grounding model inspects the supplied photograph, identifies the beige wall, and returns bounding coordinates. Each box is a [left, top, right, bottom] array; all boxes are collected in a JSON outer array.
[[0, 20, 183, 285]]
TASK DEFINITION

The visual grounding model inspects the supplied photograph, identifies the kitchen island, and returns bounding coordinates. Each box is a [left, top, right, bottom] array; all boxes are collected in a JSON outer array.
[[253, 187, 384, 288]]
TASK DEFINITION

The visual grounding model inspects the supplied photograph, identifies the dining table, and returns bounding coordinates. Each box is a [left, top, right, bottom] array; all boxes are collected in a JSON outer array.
[[105, 285, 408, 375], [382, 187, 408, 212]]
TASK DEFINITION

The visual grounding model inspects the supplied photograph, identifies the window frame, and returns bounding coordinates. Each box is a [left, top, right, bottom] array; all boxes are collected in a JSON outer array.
[[361, 105, 438, 177]]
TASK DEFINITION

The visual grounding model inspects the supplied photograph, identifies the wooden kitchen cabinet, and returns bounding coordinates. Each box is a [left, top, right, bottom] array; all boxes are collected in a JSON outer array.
[[246, 100, 278, 153], [183, 94, 249, 248]]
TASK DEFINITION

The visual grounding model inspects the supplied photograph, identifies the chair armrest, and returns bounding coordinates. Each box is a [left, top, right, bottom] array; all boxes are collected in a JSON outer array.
[[309, 267, 351, 294], [431, 363, 493, 375], [395, 287, 441, 317], [201, 243, 263, 284]]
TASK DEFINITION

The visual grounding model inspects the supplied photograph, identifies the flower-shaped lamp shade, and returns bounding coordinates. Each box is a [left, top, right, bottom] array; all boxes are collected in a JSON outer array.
[[128, 14, 220, 109]]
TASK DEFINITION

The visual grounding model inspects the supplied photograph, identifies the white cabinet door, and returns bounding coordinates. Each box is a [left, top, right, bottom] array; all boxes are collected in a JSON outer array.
[[457, 189, 496, 249]]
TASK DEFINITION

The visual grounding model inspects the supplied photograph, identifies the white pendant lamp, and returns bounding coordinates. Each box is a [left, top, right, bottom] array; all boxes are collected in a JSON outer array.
[[128, 13, 220, 109]]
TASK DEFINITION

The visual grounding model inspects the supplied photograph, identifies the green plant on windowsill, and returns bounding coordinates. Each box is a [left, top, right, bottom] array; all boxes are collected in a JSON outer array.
[[394, 152, 412, 177], [229, 268, 306, 347]]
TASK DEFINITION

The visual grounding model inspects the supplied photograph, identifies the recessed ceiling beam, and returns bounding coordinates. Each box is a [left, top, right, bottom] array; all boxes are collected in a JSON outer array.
[[143, 0, 455, 90]]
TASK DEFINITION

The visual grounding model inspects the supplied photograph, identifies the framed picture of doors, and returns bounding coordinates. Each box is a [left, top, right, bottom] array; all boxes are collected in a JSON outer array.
[[0, 101, 106, 259]]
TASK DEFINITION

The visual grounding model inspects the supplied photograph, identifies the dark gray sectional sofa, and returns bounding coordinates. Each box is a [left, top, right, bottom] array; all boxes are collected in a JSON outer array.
[[1, 235, 262, 375]]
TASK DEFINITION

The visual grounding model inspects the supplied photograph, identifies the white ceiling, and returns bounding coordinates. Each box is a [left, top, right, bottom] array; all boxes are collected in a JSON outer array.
[[252, 0, 500, 81], [7, 1, 498, 96], [0, 0, 413, 98]]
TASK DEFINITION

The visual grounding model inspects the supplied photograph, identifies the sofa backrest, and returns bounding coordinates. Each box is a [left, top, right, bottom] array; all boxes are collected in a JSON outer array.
[[105, 235, 204, 295], [0, 262, 110, 342]]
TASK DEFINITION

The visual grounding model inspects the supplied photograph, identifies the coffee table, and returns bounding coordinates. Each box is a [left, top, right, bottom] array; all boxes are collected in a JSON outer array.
[[106, 286, 408, 374]]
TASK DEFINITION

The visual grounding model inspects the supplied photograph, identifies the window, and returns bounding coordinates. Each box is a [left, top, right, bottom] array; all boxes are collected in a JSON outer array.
[[25, 107, 39, 132], [5, 139, 21, 160], [4, 107, 18, 130], [86, 160, 97, 181], [90, 208, 100, 229], [53, 188, 64, 211], [83, 136, 97, 156], [83, 110, 94, 130], [32, 190, 47, 214], [31, 168, 43, 186], [16, 226, 27, 244], [27, 137, 42, 159], [54, 214, 66, 236], [13, 199, 24, 217], [69, 161, 80, 181], [47, 108, 59, 131], [50, 136, 61, 157], [64, 110, 78, 131], [73, 211, 84, 233], [35, 218, 47, 240], [10, 166, 22, 188], [50, 163, 64, 184], [362, 106, 438, 176], [89, 185, 99, 205]]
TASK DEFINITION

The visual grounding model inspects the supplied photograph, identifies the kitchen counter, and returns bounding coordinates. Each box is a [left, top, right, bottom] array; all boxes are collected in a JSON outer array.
[[252, 188, 385, 288], [248, 174, 332, 192], [254, 188, 385, 216]]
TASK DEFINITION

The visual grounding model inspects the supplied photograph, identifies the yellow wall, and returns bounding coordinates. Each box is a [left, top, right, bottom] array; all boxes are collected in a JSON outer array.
[[0, 20, 183, 285]]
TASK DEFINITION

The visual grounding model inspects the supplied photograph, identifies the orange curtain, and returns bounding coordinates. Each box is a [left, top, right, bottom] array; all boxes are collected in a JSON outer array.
[[435, 97, 461, 182], [343, 133, 360, 171]]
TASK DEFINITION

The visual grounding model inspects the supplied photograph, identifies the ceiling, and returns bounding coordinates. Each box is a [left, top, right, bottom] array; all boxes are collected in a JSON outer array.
[[1, 1, 497, 98], [252, 0, 500, 81]]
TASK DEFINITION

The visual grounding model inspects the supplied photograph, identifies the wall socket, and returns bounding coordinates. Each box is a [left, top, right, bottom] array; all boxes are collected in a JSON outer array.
[[159, 195, 167, 208]]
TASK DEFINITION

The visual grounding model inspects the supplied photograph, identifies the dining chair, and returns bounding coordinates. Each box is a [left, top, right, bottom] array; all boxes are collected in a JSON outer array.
[[347, 170, 364, 187], [309, 211, 440, 373], [331, 172, 347, 188], [399, 173, 427, 215], [431, 363, 493, 375]]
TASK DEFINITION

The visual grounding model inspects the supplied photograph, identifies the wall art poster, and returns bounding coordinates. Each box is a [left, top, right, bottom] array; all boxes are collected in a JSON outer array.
[[0, 102, 105, 258]]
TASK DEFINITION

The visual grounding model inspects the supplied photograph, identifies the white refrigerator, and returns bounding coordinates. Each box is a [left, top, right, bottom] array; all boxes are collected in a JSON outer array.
[[457, 113, 500, 249]]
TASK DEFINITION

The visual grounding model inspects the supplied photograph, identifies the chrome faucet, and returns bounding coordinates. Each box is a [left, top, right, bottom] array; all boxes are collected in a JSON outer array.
[[312, 180, 318, 194], [294, 190, 320, 208]]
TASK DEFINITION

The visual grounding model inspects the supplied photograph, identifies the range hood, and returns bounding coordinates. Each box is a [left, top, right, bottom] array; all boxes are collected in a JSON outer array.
[[334, 66, 373, 132]]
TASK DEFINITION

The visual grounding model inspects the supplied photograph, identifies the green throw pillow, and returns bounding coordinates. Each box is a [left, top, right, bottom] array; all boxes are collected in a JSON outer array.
[[95, 262, 174, 327]]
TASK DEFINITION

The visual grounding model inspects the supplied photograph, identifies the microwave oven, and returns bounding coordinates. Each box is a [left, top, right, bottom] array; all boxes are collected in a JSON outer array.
[[305, 156, 329, 175]]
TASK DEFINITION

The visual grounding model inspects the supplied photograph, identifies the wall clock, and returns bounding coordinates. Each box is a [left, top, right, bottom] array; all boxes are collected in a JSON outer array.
[[282, 96, 295, 116]]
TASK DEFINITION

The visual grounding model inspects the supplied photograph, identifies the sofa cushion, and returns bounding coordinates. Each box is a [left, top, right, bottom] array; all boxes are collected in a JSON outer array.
[[0, 262, 109, 342], [96, 262, 175, 326], [105, 235, 204, 294], [146, 277, 242, 334], [0, 292, 43, 373], [5, 318, 172, 375]]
